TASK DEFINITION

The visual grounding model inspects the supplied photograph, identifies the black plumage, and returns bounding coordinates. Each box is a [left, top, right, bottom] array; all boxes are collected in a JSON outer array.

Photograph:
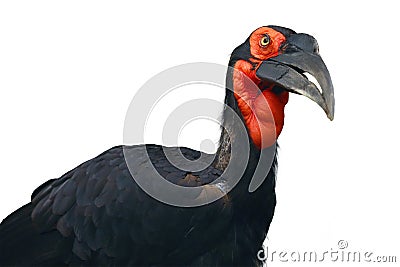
[[1, 25, 334, 266], [1, 144, 275, 266]]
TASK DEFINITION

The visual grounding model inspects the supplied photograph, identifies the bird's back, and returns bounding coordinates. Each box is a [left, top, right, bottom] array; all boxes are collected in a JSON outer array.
[[0, 145, 239, 265]]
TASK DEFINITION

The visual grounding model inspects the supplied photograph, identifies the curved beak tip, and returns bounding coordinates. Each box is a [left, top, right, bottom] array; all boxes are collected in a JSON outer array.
[[255, 47, 335, 122], [325, 94, 335, 121]]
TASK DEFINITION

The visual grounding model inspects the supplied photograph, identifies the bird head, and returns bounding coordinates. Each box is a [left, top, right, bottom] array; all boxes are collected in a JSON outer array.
[[228, 26, 335, 149]]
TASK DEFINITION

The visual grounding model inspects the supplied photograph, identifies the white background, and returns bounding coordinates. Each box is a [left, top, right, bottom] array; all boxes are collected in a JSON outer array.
[[1, 1, 399, 266]]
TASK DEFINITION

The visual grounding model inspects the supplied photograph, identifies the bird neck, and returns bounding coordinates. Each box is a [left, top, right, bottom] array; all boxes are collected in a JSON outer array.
[[213, 67, 277, 197], [214, 67, 245, 170], [214, 66, 260, 170]]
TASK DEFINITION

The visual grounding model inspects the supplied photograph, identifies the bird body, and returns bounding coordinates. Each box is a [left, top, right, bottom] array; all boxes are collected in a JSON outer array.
[[1, 145, 276, 266], [0, 26, 334, 266]]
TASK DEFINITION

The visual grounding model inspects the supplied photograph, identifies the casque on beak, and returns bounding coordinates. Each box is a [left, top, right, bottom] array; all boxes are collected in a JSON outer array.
[[256, 33, 335, 120]]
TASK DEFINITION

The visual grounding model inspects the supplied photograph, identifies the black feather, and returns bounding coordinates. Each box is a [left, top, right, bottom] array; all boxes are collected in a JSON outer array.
[[0, 25, 290, 265]]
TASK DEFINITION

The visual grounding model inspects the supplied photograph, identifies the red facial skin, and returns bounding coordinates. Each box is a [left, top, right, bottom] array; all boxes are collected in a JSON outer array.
[[233, 27, 289, 149]]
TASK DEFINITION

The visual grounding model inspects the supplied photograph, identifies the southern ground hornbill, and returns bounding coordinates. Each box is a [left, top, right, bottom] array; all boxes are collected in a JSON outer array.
[[0, 26, 334, 266]]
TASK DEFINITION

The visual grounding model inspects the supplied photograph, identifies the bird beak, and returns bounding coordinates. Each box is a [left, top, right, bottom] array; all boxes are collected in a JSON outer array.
[[255, 33, 335, 120]]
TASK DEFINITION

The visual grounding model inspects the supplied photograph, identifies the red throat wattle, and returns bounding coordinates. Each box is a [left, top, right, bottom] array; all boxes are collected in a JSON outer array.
[[233, 27, 289, 149]]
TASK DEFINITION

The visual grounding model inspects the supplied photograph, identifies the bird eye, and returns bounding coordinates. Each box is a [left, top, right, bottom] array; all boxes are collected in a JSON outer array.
[[259, 35, 270, 47]]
